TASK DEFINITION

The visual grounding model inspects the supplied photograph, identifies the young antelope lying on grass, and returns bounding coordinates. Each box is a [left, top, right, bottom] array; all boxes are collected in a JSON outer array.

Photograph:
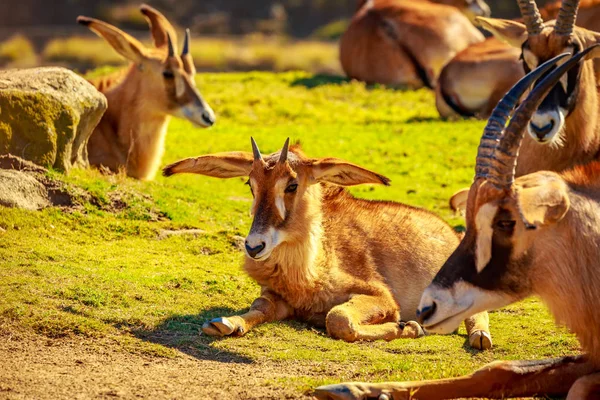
[[163, 139, 491, 348]]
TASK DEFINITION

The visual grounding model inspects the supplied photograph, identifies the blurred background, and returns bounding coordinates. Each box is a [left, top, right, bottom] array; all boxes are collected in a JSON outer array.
[[0, 0, 556, 74]]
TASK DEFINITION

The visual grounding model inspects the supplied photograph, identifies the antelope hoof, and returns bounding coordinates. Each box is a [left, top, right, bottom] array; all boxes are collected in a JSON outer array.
[[469, 330, 493, 350], [403, 320, 425, 338], [313, 383, 392, 400], [202, 317, 237, 337]]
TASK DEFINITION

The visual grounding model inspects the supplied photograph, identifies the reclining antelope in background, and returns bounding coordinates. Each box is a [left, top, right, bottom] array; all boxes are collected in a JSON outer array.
[[314, 48, 600, 400], [340, 0, 485, 88], [163, 139, 492, 349], [448, 0, 600, 212], [77, 4, 215, 180], [437, 0, 600, 119], [354, 0, 491, 22]]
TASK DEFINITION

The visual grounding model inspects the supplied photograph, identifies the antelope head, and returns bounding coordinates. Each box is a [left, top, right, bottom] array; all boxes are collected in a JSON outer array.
[[416, 47, 598, 334], [77, 4, 216, 128], [476, 0, 600, 145], [163, 138, 390, 261]]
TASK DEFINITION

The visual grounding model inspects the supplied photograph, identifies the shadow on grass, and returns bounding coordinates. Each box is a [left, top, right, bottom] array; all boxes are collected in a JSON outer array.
[[131, 306, 320, 365], [291, 74, 349, 88]]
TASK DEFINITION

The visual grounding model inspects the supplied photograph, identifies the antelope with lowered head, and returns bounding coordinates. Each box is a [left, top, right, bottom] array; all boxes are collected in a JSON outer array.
[[315, 48, 600, 400], [163, 139, 491, 349], [340, 0, 485, 88], [448, 0, 600, 212], [77, 4, 215, 180]]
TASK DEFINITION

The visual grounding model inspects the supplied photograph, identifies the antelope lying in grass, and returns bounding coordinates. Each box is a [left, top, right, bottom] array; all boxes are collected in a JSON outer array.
[[163, 140, 491, 349], [77, 4, 215, 180], [437, 0, 600, 119], [354, 0, 491, 22], [314, 47, 600, 400], [449, 0, 600, 212], [340, 0, 485, 88]]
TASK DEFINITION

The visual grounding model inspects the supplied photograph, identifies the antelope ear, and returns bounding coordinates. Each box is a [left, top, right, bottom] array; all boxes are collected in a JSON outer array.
[[140, 4, 178, 52], [77, 16, 146, 63], [163, 152, 254, 178], [515, 173, 570, 227], [584, 42, 600, 60], [310, 158, 390, 186], [450, 188, 469, 214], [477, 17, 528, 48]]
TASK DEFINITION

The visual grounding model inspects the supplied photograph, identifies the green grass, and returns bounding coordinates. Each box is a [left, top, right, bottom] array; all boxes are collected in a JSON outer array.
[[0, 70, 579, 395]]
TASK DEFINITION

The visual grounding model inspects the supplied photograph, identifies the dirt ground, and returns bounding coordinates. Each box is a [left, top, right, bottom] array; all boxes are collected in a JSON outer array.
[[0, 332, 326, 399]]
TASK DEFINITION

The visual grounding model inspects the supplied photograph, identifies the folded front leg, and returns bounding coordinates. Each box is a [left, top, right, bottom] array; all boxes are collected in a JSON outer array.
[[325, 293, 424, 342], [202, 289, 293, 337]]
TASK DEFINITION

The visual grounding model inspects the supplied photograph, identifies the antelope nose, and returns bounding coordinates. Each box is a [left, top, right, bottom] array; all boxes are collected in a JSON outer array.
[[245, 241, 265, 259], [201, 111, 215, 126], [530, 120, 555, 140], [416, 302, 437, 325]]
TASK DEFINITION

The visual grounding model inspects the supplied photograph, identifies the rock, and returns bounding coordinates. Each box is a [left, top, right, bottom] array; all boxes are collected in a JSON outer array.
[[0, 169, 50, 210], [0, 67, 107, 172]]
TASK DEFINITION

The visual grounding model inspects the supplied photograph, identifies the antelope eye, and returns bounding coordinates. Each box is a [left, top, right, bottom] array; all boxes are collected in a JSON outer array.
[[162, 70, 175, 79], [495, 220, 516, 232], [285, 183, 298, 193]]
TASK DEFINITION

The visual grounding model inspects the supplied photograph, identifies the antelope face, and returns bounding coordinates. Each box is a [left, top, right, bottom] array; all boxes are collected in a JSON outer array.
[[477, 0, 600, 145], [78, 4, 215, 128], [162, 138, 390, 262], [418, 174, 570, 334]]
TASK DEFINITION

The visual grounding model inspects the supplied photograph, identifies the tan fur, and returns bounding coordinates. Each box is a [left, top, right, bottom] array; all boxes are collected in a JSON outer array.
[[79, 4, 215, 180], [436, 0, 600, 119], [340, 0, 484, 88], [164, 143, 491, 347]]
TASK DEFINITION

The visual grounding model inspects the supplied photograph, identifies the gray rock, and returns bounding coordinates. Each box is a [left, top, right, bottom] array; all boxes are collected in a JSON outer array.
[[0, 169, 50, 210], [0, 67, 107, 172]]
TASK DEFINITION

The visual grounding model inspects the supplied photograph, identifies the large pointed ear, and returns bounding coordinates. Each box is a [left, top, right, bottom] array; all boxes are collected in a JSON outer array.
[[163, 152, 254, 178], [450, 188, 469, 214], [476, 17, 528, 48], [77, 16, 146, 63], [515, 173, 570, 227], [310, 158, 390, 186], [140, 4, 178, 53]]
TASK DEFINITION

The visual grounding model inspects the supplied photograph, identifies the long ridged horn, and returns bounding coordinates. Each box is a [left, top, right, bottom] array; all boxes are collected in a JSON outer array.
[[555, 0, 580, 36], [279, 138, 290, 164], [493, 46, 598, 187], [475, 53, 568, 181], [251, 137, 262, 161], [182, 28, 190, 56], [518, 0, 544, 35], [166, 32, 175, 57]]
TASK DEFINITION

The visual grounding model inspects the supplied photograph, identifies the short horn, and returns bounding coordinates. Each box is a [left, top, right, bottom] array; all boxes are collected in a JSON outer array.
[[251, 137, 263, 161], [167, 32, 175, 57], [494, 48, 593, 187], [475, 52, 569, 181], [555, 0, 580, 36], [279, 138, 290, 164], [182, 28, 190, 56], [517, 0, 544, 35]]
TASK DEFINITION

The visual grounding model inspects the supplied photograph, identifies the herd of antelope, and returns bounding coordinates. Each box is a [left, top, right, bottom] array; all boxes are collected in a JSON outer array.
[[67, 0, 600, 398]]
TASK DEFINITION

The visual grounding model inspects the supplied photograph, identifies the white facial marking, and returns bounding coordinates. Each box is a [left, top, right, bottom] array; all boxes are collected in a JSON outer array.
[[528, 108, 566, 146], [475, 203, 498, 273], [275, 196, 286, 221], [175, 74, 185, 98], [523, 49, 538, 70], [418, 281, 512, 334], [245, 227, 286, 261]]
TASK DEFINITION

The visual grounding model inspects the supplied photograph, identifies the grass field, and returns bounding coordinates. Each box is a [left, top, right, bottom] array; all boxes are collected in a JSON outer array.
[[0, 70, 580, 398]]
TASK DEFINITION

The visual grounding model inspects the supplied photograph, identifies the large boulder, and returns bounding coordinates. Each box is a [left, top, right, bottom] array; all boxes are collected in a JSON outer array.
[[0, 67, 107, 172]]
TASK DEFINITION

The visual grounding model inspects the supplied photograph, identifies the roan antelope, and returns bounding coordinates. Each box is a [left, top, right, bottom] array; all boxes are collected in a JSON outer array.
[[354, 0, 491, 22], [163, 139, 491, 349], [437, 0, 600, 119], [314, 48, 600, 400], [77, 4, 216, 180], [340, 0, 485, 88], [448, 0, 600, 212]]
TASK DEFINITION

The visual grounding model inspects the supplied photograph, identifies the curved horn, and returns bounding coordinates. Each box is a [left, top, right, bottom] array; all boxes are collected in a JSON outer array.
[[555, 0, 580, 36], [517, 0, 544, 35], [166, 32, 175, 58], [492, 48, 596, 187], [279, 138, 290, 164], [251, 137, 263, 161], [475, 53, 569, 181], [182, 28, 191, 56]]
